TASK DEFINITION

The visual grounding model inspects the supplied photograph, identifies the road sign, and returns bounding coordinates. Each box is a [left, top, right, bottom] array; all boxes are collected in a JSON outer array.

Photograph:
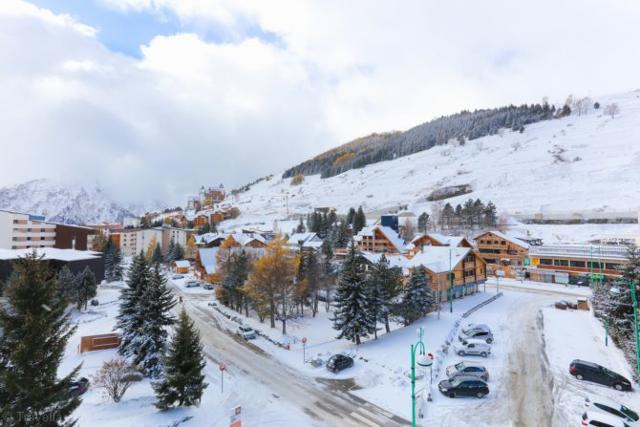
[[496, 269, 505, 278], [301, 337, 307, 344], [230, 405, 242, 427]]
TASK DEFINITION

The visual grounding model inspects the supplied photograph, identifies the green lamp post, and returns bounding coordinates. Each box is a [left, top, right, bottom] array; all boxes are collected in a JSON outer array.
[[410, 327, 430, 427]]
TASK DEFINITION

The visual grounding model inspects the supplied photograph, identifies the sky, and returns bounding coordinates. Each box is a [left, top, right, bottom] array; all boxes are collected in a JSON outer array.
[[1, 0, 640, 205]]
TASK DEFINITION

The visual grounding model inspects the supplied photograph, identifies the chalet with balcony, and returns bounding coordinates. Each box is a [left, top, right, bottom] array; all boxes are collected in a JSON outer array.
[[407, 233, 473, 256], [354, 225, 406, 254], [474, 231, 530, 278], [406, 246, 487, 301]]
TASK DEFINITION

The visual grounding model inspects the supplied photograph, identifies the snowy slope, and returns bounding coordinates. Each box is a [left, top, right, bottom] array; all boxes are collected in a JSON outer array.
[[0, 179, 146, 224], [229, 91, 640, 227]]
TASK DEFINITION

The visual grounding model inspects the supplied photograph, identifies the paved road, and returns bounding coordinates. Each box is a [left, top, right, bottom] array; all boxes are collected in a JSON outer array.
[[172, 284, 410, 427], [485, 282, 590, 299]]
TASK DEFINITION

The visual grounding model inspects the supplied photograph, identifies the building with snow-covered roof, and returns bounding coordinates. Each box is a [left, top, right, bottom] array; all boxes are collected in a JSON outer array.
[[407, 233, 473, 256], [474, 230, 530, 278], [0, 247, 104, 283], [527, 244, 628, 285], [359, 251, 408, 271], [287, 232, 323, 250], [406, 245, 486, 301], [172, 260, 190, 274], [354, 225, 406, 254]]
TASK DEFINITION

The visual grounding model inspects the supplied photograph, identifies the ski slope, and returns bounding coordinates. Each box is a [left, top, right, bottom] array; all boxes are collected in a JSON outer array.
[[229, 91, 640, 231]]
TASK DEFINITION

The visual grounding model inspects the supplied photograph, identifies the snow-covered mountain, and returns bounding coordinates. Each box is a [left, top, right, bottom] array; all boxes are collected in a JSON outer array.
[[0, 179, 147, 224], [228, 91, 640, 228]]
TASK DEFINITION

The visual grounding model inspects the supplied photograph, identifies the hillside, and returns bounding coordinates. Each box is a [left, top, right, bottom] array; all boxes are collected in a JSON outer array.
[[0, 179, 147, 224], [229, 91, 640, 234]]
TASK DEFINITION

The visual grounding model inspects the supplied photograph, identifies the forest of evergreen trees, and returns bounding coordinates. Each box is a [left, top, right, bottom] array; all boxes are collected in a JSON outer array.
[[283, 103, 557, 179], [436, 199, 498, 230]]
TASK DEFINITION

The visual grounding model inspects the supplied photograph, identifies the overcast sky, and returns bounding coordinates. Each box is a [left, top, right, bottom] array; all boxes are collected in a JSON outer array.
[[1, 0, 640, 205]]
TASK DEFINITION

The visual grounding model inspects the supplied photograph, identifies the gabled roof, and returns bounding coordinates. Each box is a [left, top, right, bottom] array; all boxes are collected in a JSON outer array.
[[412, 233, 470, 248], [194, 232, 227, 245], [287, 232, 322, 248], [474, 230, 530, 249], [197, 248, 219, 275], [359, 251, 408, 269], [406, 246, 471, 273], [228, 232, 266, 246], [173, 260, 190, 268], [355, 225, 406, 253]]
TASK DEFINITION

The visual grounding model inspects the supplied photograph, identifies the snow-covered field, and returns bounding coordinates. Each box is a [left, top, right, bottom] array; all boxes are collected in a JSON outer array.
[[543, 306, 640, 425], [222, 90, 640, 244], [59, 283, 319, 427]]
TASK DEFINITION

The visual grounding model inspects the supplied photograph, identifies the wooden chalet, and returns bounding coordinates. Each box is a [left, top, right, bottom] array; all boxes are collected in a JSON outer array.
[[474, 231, 530, 278], [354, 225, 406, 254]]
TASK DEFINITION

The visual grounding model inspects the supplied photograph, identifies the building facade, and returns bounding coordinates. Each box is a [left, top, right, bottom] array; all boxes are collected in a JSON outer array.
[[53, 224, 96, 251], [0, 209, 56, 250], [474, 231, 530, 278]]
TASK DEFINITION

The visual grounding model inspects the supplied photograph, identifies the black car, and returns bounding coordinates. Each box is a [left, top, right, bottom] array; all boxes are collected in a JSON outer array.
[[569, 359, 632, 391], [69, 377, 90, 397], [326, 354, 354, 373], [438, 376, 489, 398]]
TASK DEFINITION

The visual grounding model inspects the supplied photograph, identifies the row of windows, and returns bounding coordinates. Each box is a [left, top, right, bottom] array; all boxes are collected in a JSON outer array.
[[538, 258, 622, 270], [479, 240, 506, 245]]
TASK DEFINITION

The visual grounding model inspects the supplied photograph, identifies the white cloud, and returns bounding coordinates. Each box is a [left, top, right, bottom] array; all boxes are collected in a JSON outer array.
[[2, 0, 640, 206]]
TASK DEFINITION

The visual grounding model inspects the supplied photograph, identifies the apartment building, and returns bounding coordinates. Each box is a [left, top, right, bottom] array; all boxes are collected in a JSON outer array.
[[119, 226, 194, 257], [0, 209, 56, 250]]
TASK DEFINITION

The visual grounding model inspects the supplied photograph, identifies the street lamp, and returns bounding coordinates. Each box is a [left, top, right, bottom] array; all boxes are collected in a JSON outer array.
[[610, 281, 640, 376], [410, 327, 426, 427]]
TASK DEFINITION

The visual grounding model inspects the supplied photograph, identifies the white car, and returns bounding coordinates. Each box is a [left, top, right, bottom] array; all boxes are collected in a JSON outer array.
[[236, 326, 256, 340], [581, 410, 633, 427], [185, 280, 200, 288], [454, 340, 491, 358], [584, 396, 638, 423]]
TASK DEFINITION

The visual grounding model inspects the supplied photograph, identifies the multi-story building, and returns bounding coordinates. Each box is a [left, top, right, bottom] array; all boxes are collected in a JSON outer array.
[[473, 231, 531, 278], [528, 244, 628, 285], [0, 209, 56, 250], [354, 225, 406, 254], [53, 223, 96, 251], [119, 228, 163, 257]]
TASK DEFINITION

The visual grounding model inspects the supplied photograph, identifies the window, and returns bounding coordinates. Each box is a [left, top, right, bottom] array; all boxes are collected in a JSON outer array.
[[13, 219, 18, 224], [570, 260, 585, 268], [553, 259, 569, 266], [26, 237, 31, 241], [500, 241, 506, 245], [40, 237, 45, 240], [605, 263, 621, 270], [40, 228, 45, 232], [539, 258, 553, 265], [588, 261, 603, 269]]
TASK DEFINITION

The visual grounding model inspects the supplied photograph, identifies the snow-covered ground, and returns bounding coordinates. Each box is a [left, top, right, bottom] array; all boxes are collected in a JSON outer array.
[[59, 283, 320, 427], [222, 90, 640, 244], [543, 305, 640, 425]]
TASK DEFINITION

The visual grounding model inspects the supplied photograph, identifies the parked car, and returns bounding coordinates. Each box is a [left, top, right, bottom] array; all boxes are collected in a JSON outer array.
[[68, 377, 90, 397], [570, 360, 633, 391], [203, 283, 214, 290], [454, 340, 491, 358], [185, 281, 200, 288], [172, 275, 184, 280], [446, 361, 489, 381], [236, 326, 256, 340], [459, 324, 493, 344], [438, 376, 489, 398], [581, 410, 632, 427], [584, 396, 639, 423], [207, 301, 217, 307], [326, 354, 354, 373], [554, 301, 568, 310]]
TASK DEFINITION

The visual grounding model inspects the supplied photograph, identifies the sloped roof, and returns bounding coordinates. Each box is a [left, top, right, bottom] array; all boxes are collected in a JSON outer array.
[[198, 248, 219, 275], [359, 251, 408, 269], [287, 232, 322, 248], [355, 225, 406, 253], [475, 230, 530, 249], [0, 248, 102, 261], [406, 246, 471, 273], [229, 232, 266, 246], [173, 260, 190, 268]]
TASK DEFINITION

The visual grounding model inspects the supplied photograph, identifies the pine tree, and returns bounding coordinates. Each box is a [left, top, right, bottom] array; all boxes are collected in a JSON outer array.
[[135, 266, 176, 378], [153, 309, 207, 410], [165, 240, 176, 263], [151, 242, 164, 265], [401, 267, 435, 325], [0, 253, 81, 426], [483, 202, 497, 227], [117, 253, 151, 359], [417, 212, 429, 234], [57, 265, 76, 303], [73, 266, 97, 311], [368, 255, 402, 334], [320, 239, 335, 311], [112, 247, 124, 281], [173, 243, 185, 261], [353, 207, 366, 235], [295, 218, 306, 233], [332, 244, 375, 344], [104, 239, 115, 282], [346, 207, 356, 228]]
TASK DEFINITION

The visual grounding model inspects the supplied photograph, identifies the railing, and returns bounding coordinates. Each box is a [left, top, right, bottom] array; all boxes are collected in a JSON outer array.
[[530, 245, 628, 260]]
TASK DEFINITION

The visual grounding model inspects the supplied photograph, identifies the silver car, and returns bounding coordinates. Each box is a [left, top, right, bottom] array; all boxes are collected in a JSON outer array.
[[446, 361, 489, 381], [454, 340, 491, 357], [459, 324, 494, 344]]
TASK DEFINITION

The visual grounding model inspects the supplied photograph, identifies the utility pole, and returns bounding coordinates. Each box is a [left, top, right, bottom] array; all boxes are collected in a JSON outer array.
[[449, 248, 453, 313]]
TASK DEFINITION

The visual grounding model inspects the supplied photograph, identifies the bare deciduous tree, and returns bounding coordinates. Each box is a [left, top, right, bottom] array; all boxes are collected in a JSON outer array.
[[604, 103, 620, 119], [400, 217, 415, 241], [92, 358, 140, 403], [574, 97, 591, 116]]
